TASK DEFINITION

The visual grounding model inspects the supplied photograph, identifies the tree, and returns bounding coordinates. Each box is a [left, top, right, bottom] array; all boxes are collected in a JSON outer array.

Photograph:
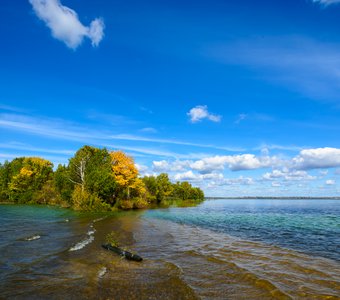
[[68, 146, 116, 206], [155, 173, 173, 203], [8, 157, 53, 203], [68, 147, 90, 192], [0, 146, 205, 210], [0, 161, 11, 201], [54, 164, 74, 205], [110, 151, 145, 200], [172, 181, 204, 201]]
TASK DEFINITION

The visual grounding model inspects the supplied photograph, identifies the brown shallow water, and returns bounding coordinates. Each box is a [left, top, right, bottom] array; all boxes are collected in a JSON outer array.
[[1, 211, 340, 299]]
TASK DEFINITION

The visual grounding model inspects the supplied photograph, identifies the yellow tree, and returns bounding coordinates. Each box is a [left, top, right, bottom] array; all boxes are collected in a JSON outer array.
[[110, 151, 145, 200], [9, 157, 53, 203]]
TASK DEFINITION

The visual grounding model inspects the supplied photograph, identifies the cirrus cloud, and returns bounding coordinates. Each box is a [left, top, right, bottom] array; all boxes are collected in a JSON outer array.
[[313, 0, 340, 6], [29, 0, 105, 49]]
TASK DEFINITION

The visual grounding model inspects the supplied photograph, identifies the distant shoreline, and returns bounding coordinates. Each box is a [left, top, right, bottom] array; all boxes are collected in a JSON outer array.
[[205, 196, 340, 200]]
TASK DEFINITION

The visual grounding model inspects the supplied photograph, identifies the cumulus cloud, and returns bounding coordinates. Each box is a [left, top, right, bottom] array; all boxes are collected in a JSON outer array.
[[292, 147, 340, 170], [153, 160, 190, 172], [152, 154, 281, 175], [187, 105, 221, 123], [29, 0, 105, 49], [153, 147, 340, 176], [173, 171, 223, 182], [135, 163, 149, 174], [207, 176, 254, 187], [174, 171, 197, 181], [263, 169, 316, 181], [313, 0, 340, 6], [149, 147, 340, 194], [190, 154, 280, 172]]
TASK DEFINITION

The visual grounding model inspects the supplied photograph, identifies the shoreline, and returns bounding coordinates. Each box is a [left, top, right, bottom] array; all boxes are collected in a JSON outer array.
[[205, 196, 340, 200]]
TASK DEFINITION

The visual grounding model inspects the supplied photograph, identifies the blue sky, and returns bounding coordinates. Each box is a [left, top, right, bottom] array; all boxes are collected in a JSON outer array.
[[1, 0, 340, 196]]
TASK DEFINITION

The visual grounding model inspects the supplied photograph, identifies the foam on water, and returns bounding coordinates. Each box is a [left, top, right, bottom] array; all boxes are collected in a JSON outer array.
[[98, 267, 107, 278], [25, 235, 41, 241], [69, 226, 96, 251]]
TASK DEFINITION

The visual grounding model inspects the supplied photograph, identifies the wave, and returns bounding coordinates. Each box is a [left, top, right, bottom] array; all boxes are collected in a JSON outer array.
[[93, 217, 107, 223], [25, 235, 41, 241], [98, 267, 107, 278], [69, 227, 96, 252]]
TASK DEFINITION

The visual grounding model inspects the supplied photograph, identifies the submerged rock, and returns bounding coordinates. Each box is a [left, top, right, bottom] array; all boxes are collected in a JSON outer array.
[[102, 244, 143, 262]]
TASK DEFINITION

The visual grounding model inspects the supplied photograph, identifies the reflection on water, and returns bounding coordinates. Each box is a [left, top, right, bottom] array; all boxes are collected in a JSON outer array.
[[0, 201, 339, 299]]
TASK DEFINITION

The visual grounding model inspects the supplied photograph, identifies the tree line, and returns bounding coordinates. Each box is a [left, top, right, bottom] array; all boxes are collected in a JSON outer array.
[[0, 145, 204, 211]]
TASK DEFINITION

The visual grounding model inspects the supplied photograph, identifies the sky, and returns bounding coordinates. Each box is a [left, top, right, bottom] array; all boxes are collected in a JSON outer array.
[[1, 0, 340, 197]]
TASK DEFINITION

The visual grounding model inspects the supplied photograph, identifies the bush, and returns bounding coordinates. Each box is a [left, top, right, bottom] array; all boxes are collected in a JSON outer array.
[[72, 186, 112, 212], [133, 197, 149, 209], [117, 199, 134, 210]]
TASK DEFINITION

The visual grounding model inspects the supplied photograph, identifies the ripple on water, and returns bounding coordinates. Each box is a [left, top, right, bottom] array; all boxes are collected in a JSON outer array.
[[24, 235, 41, 241], [69, 226, 96, 252], [134, 217, 340, 299]]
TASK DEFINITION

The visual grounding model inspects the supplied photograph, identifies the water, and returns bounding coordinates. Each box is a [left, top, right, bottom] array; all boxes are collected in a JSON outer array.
[[145, 199, 340, 261], [0, 200, 339, 299]]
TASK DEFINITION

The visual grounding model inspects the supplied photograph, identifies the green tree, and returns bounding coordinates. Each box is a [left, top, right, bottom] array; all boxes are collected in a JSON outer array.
[[68, 146, 116, 207], [54, 164, 74, 205], [0, 161, 11, 201], [142, 175, 158, 203], [8, 157, 53, 203], [155, 173, 173, 203]]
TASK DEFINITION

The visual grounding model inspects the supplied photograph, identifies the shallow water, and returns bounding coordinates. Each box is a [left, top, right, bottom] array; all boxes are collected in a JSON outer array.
[[145, 199, 340, 261], [0, 200, 339, 299]]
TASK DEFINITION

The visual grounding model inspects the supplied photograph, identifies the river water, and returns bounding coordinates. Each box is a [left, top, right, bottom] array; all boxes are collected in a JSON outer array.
[[0, 199, 339, 299]]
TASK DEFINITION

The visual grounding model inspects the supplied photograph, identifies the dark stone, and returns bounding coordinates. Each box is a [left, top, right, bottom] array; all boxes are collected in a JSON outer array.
[[102, 244, 143, 262]]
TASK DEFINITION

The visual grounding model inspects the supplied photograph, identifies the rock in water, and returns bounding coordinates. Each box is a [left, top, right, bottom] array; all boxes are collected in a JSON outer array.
[[102, 244, 143, 262]]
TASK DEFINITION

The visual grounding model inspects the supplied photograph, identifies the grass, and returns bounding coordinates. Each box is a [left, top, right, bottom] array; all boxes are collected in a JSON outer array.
[[105, 232, 120, 247]]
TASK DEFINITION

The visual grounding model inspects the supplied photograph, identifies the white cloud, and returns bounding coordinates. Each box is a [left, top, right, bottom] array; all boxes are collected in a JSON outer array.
[[153, 160, 191, 172], [152, 160, 170, 172], [235, 113, 247, 124], [187, 105, 221, 123], [174, 171, 197, 181], [313, 0, 340, 6], [292, 147, 340, 170], [29, 0, 104, 49], [190, 154, 280, 172], [207, 176, 254, 187], [326, 179, 336, 185], [173, 171, 248, 185], [137, 148, 340, 175], [263, 169, 316, 181], [153, 154, 281, 175], [135, 163, 149, 174]]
